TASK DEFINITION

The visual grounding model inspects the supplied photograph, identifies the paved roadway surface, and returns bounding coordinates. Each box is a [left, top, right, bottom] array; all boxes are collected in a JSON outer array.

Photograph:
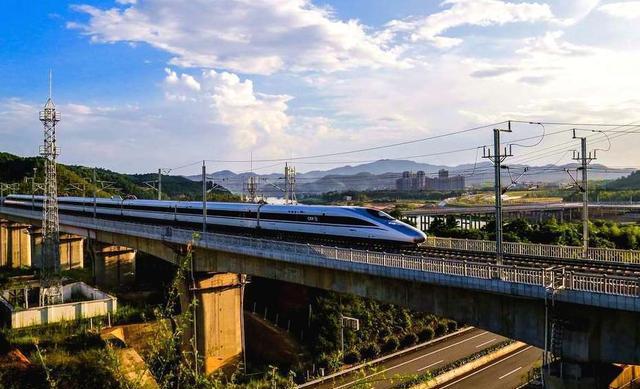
[[311, 328, 510, 389], [435, 345, 542, 389]]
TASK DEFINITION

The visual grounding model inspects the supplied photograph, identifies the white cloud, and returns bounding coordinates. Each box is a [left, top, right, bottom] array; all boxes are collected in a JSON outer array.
[[161, 68, 355, 160], [384, 0, 554, 49], [598, 1, 640, 19], [517, 30, 597, 56], [69, 0, 409, 75], [549, 0, 600, 26], [163, 68, 293, 150]]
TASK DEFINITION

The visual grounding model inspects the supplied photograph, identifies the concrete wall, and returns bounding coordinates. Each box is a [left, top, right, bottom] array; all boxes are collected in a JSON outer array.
[[1, 282, 117, 328]]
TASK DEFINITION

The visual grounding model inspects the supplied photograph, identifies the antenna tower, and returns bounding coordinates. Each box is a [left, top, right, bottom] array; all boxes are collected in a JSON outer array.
[[39, 71, 63, 305], [284, 163, 296, 204], [244, 176, 259, 203]]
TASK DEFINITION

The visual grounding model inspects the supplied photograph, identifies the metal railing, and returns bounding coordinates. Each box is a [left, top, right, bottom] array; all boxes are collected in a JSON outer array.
[[424, 236, 640, 264], [1, 207, 639, 300]]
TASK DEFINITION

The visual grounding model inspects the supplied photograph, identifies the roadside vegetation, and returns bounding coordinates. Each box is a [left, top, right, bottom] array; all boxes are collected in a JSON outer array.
[[302, 292, 458, 376], [244, 277, 461, 382], [301, 189, 463, 206], [427, 216, 640, 250]]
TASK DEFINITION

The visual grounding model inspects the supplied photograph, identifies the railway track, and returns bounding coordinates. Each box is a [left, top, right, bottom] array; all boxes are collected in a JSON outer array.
[[401, 246, 640, 277]]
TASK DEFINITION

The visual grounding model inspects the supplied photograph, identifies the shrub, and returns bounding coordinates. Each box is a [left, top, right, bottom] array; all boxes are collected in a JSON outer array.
[[435, 321, 448, 337], [382, 336, 399, 353], [343, 349, 361, 364], [377, 326, 391, 340], [317, 353, 342, 372], [417, 326, 435, 342], [446, 320, 458, 333], [400, 333, 418, 348], [360, 343, 380, 360]]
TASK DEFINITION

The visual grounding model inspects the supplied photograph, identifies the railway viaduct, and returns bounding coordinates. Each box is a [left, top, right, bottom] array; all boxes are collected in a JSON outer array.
[[2, 206, 640, 386], [403, 202, 640, 230]]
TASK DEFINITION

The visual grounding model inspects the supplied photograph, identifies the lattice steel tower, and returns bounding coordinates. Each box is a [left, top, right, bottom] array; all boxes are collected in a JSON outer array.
[[39, 72, 62, 305]]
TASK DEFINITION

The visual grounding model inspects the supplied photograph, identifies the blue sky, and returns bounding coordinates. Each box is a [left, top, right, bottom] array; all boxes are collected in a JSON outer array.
[[2, 0, 640, 174]]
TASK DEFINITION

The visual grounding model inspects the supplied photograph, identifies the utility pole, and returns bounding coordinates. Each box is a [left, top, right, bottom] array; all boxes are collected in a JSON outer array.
[[31, 168, 41, 210], [483, 124, 512, 264], [157, 168, 162, 200], [572, 130, 595, 258], [143, 169, 166, 200], [202, 160, 207, 234], [93, 168, 97, 218]]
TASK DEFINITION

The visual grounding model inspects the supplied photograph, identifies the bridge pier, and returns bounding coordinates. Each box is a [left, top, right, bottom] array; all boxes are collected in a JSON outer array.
[[544, 360, 624, 388], [59, 234, 84, 270], [179, 271, 245, 375], [31, 229, 84, 270], [0, 222, 32, 268], [91, 242, 136, 288], [0, 220, 9, 266]]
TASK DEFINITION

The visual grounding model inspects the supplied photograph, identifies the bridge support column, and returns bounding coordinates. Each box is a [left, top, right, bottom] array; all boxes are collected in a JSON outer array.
[[180, 272, 245, 375], [544, 360, 622, 389], [8, 223, 31, 268], [59, 234, 84, 270], [92, 242, 136, 288], [30, 228, 43, 269], [0, 220, 9, 267]]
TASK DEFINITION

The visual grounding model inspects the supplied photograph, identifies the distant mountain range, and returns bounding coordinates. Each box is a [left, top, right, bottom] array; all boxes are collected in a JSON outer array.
[[2, 151, 633, 199], [186, 159, 636, 196]]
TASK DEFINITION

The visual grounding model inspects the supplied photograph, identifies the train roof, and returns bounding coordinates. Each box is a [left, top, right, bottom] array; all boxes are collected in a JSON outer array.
[[6, 194, 378, 215]]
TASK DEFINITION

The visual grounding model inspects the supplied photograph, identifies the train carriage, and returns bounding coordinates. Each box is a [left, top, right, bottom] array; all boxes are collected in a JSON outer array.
[[1, 194, 426, 245]]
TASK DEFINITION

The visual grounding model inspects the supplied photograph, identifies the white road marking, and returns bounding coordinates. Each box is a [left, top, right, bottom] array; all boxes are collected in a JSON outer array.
[[334, 331, 490, 389], [498, 366, 522, 380], [475, 338, 497, 348], [418, 360, 444, 372], [439, 346, 533, 389]]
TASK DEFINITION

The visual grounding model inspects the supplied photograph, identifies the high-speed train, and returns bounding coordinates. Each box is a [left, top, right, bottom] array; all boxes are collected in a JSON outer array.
[[2, 195, 426, 245]]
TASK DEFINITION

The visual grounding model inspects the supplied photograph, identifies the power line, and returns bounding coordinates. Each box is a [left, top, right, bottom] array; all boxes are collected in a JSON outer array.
[[510, 120, 640, 127]]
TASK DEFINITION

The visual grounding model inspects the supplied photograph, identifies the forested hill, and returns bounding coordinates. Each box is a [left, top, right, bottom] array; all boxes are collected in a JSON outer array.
[[0, 152, 235, 200], [605, 170, 640, 190]]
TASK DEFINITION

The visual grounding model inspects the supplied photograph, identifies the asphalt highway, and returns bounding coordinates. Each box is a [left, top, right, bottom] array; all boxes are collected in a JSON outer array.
[[310, 328, 508, 389], [434, 345, 542, 389]]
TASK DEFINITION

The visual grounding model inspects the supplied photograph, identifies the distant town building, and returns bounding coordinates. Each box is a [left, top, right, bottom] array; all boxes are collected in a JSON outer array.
[[395, 169, 465, 191]]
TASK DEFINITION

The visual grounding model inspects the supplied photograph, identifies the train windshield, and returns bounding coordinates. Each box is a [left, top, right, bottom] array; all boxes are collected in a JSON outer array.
[[364, 209, 395, 220]]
